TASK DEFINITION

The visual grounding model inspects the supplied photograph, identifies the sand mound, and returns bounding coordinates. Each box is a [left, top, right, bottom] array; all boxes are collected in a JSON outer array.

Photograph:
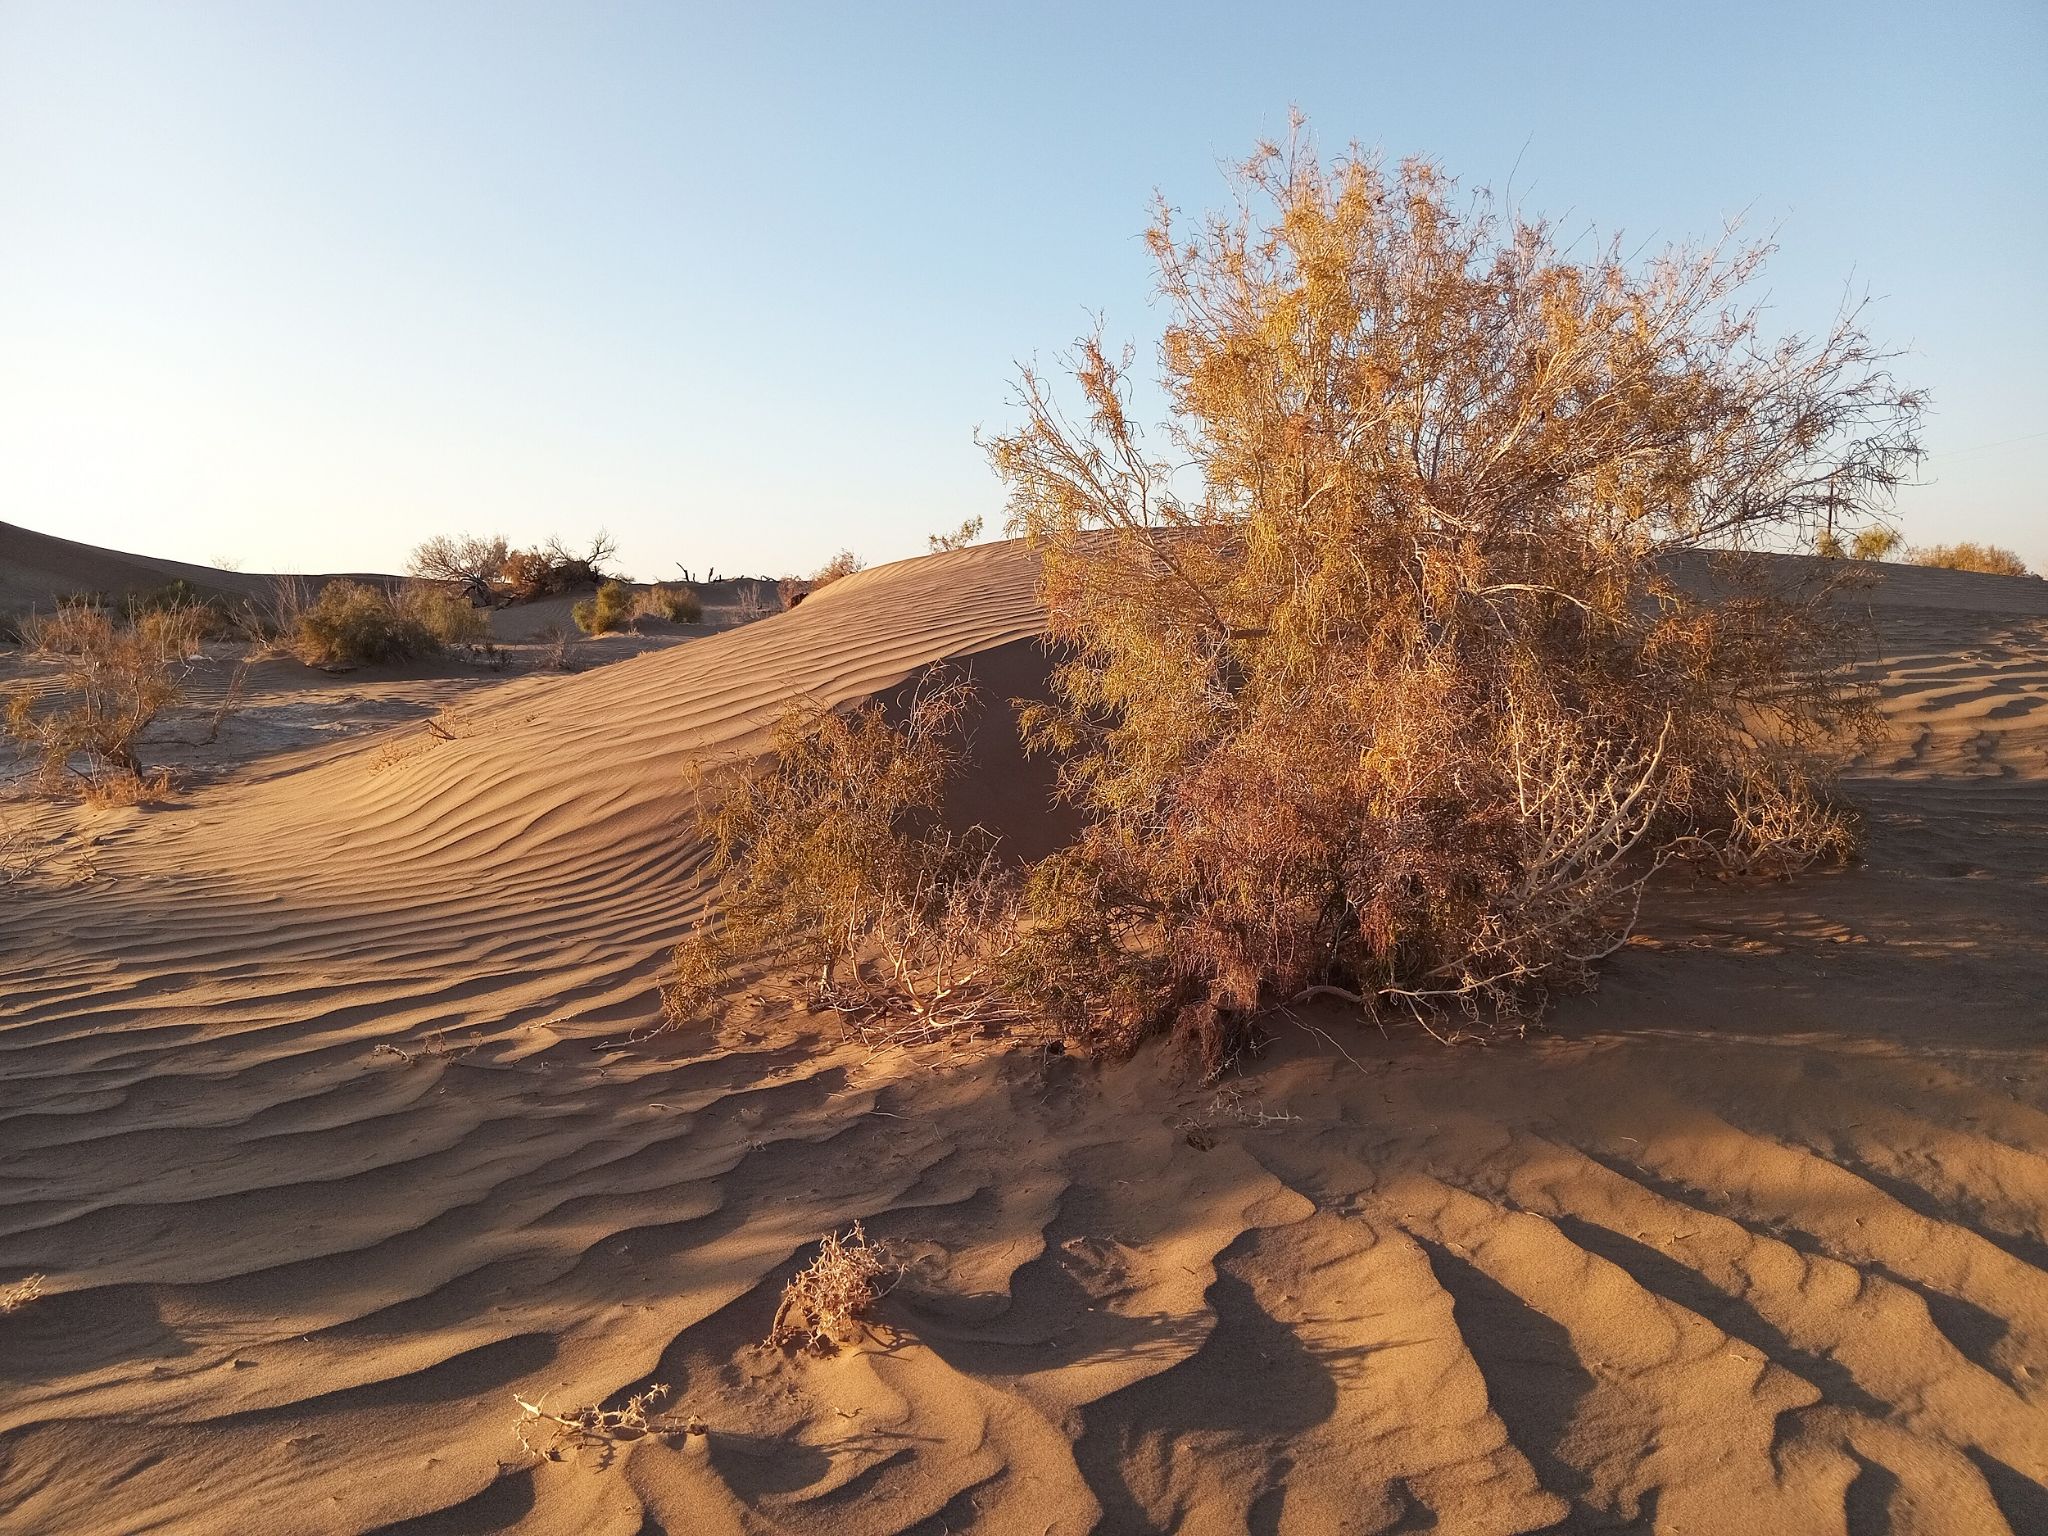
[[2, 540, 2044, 1534], [0, 520, 406, 621]]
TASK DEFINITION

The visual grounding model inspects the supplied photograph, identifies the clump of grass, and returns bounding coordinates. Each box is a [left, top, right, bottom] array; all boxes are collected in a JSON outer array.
[[572, 580, 635, 635], [633, 583, 703, 624], [513, 1382, 689, 1466], [291, 581, 438, 667], [768, 1222, 898, 1353], [1, 1274, 45, 1314], [1908, 542, 2033, 577]]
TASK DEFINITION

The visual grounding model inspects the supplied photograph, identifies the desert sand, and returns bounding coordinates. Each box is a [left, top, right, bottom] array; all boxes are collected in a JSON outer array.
[[2, 537, 2045, 1534]]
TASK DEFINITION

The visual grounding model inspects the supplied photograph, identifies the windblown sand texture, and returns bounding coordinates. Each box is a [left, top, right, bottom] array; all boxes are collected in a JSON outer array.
[[2, 539, 2045, 1534]]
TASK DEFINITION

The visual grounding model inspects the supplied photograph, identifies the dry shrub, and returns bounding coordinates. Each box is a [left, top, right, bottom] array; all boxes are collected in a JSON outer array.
[[573, 580, 636, 635], [410, 532, 512, 601], [502, 532, 619, 600], [811, 549, 864, 588], [532, 623, 579, 671], [5, 602, 198, 795], [401, 581, 489, 647], [1, 1274, 44, 1314], [633, 583, 703, 624], [412, 530, 619, 602], [929, 516, 985, 553], [1907, 542, 2032, 577], [768, 1222, 898, 1353], [983, 121, 1921, 1062], [292, 580, 437, 666], [664, 677, 1024, 1042]]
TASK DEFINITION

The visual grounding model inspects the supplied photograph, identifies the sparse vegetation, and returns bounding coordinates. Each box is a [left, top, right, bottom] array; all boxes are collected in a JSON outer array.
[[572, 580, 635, 634], [290, 580, 438, 667], [633, 583, 703, 624], [929, 516, 985, 553], [768, 1222, 898, 1353], [1817, 526, 1903, 561], [1, 1273, 45, 1314], [402, 581, 489, 647], [665, 677, 1026, 1041], [5, 602, 199, 796], [408, 530, 620, 603], [812, 550, 864, 588], [1907, 542, 2032, 576]]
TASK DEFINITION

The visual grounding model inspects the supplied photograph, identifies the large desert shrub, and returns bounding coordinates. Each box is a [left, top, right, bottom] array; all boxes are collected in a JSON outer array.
[[292, 581, 438, 666], [984, 125, 1922, 1064], [664, 678, 1023, 1044], [1908, 542, 2032, 576], [5, 602, 199, 793]]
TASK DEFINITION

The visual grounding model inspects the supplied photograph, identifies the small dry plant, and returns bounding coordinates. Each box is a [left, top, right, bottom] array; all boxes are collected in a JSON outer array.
[[5, 602, 199, 797], [513, 1382, 686, 1466], [1, 1274, 45, 1314], [928, 516, 985, 553], [768, 1222, 899, 1353], [532, 624, 579, 672], [664, 676, 1025, 1044]]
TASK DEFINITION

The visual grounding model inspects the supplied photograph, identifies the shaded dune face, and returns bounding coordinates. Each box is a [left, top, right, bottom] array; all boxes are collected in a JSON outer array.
[[2, 543, 2046, 1535]]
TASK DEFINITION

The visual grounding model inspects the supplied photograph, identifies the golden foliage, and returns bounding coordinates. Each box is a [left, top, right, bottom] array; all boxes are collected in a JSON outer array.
[[984, 119, 1920, 1057], [1908, 542, 2032, 576]]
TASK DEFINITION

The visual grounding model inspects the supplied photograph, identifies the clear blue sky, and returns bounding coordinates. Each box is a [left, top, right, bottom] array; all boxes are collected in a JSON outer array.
[[2, 1, 2043, 578]]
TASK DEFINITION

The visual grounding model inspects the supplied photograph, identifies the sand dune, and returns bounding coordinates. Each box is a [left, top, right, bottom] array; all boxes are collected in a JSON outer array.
[[2, 541, 2044, 1534]]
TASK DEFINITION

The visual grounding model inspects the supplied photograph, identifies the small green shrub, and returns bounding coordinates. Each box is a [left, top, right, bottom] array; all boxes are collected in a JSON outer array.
[[293, 581, 437, 666], [572, 580, 635, 635]]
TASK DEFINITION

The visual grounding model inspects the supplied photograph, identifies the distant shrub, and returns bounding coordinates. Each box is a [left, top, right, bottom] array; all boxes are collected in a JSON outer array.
[[5, 602, 197, 794], [1908, 542, 2032, 577], [409, 533, 512, 601], [401, 581, 489, 646], [292, 581, 437, 666], [928, 517, 984, 553], [811, 549, 865, 589], [572, 580, 635, 634], [1851, 527, 1901, 561], [410, 530, 620, 602], [633, 583, 703, 624]]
